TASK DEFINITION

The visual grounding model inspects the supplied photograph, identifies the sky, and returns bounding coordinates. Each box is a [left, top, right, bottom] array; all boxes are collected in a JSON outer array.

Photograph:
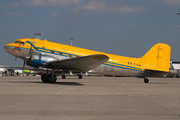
[[0, 0, 180, 66]]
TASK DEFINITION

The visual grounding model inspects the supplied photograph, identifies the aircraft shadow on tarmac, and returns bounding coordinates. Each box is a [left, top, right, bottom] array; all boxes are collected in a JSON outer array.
[[148, 82, 167, 84], [9, 81, 84, 86]]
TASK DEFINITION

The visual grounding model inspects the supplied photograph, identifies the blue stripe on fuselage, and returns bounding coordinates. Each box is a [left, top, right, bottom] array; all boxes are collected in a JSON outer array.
[[25, 41, 144, 72]]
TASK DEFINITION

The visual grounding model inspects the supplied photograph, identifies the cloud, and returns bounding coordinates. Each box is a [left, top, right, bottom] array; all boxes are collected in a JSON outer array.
[[8, 0, 145, 14], [127, 24, 139, 29], [52, 11, 59, 17], [9, 0, 81, 7], [110, 5, 145, 13], [81, 1, 105, 10], [0, 28, 6, 31], [6, 12, 26, 16], [30, 22, 38, 26], [163, 0, 180, 5], [169, 26, 180, 32], [121, 40, 127, 44], [81, 2, 145, 13]]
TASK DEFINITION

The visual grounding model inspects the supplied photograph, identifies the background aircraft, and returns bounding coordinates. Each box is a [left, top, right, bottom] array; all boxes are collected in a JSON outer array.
[[4, 38, 171, 83]]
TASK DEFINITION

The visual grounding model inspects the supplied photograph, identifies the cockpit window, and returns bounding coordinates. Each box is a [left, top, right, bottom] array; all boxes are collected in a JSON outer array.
[[15, 41, 21, 44], [20, 42, 25, 46]]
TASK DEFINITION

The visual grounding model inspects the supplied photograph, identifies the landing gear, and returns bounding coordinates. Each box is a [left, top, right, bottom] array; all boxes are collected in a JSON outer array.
[[41, 74, 48, 82], [144, 77, 149, 83], [40, 70, 83, 83], [78, 74, 82, 79], [41, 73, 57, 83], [61, 75, 66, 79], [47, 74, 57, 83]]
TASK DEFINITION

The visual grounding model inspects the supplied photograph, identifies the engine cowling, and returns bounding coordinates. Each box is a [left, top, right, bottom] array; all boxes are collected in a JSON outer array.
[[26, 52, 58, 67]]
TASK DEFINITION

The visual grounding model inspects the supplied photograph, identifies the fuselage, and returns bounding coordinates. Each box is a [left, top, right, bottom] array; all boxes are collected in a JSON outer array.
[[4, 38, 162, 77]]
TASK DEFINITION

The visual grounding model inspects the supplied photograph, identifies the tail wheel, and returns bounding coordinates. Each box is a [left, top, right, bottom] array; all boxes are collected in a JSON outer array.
[[144, 78, 149, 83], [62, 75, 66, 79], [78, 74, 82, 79]]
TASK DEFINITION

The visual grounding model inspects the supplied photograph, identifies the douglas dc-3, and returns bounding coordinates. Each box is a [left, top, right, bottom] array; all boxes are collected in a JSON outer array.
[[4, 37, 171, 83]]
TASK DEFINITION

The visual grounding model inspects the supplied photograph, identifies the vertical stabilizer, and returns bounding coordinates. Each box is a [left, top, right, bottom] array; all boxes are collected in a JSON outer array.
[[141, 43, 171, 72]]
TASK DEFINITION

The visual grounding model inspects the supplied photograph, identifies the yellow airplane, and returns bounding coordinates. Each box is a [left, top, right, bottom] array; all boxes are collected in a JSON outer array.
[[4, 38, 171, 83]]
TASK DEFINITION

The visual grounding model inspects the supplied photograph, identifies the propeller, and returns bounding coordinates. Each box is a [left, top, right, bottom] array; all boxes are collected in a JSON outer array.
[[14, 57, 17, 64], [37, 53, 41, 69], [23, 60, 25, 69], [29, 42, 33, 56], [23, 42, 33, 69]]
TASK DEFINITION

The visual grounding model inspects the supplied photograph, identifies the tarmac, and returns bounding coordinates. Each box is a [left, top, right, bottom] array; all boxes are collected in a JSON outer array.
[[0, 76, 180, 120]]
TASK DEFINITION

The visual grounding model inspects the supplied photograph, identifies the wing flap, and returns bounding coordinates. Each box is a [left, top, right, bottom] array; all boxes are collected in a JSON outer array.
[[48, 54, 109, 71]]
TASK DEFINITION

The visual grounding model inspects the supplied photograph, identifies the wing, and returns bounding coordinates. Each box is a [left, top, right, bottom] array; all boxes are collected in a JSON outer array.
[[47, 54, 109, 71]]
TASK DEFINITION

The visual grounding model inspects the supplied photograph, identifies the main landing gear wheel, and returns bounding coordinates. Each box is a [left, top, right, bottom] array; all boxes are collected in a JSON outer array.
[[47, 74, 57, 83], [78, 74, 82, 79], [144, 78, 149, 83], [41, 74, 48, 82], [61, 75, 66, 79]]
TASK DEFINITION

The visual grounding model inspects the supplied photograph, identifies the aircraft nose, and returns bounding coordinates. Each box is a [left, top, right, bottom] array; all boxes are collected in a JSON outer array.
[[4, 44, 11, 54], [4, 43, 10, 51], [4, 43, 16, 55], [4, 43, 30, 59]]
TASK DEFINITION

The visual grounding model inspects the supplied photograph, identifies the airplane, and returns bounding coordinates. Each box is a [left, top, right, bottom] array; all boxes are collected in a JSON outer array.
[[4, 37, 171, 83]]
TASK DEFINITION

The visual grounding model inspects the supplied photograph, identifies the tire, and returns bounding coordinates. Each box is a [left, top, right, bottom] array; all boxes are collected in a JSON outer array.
[[47, 74, 57, 83], [62, 75, 66, 79], [144, 78, 149, 83], [41, 74, 48, 82], [78, 74, 82, 79]]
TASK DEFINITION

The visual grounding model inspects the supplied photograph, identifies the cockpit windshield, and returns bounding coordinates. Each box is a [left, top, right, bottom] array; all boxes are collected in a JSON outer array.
[[20, 42, 24, 46], [14, 41, 21, 44], [14, 41, 25, 46]]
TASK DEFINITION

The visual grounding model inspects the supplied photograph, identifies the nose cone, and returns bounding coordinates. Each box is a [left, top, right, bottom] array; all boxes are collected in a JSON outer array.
[[4, 43, 14, 55], [4, 44, 14, 54], [4, 43, 30, 59], [4, 43, 22, 57]]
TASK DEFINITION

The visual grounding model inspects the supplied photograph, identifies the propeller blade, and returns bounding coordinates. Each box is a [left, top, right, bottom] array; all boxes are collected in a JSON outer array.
[[29, 42, 33, 56], [14, 57, 17, 64], [23, 60, 25, 69]]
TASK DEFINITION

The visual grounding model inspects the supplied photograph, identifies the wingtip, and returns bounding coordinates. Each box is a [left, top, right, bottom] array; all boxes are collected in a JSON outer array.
[[91, 54, 109, 61]]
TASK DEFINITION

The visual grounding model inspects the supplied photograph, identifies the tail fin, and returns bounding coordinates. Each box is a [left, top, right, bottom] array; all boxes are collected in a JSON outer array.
[[141, 43, 171, 72]]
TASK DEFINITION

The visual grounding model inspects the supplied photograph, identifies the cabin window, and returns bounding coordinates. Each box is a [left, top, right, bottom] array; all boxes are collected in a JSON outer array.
[[59, 52, 63, 55], [51, 51, 54, 54], [68, 54, 71, 57]]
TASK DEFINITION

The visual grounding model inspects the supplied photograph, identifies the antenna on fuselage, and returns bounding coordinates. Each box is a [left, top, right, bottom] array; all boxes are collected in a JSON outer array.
[[34, 32, 43, 40], [69, 37, 74, 46]]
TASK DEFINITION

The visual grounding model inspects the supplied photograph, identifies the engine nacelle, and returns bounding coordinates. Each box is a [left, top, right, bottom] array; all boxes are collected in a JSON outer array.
[[26, 52, 58, 67]]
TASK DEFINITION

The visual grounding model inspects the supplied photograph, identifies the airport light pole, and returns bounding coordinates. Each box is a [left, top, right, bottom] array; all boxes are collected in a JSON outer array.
[[69, 37, 74, 46]]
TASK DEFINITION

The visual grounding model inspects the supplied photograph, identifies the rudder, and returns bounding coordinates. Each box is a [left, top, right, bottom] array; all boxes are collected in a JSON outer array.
[[141, 43, 171, 72]]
